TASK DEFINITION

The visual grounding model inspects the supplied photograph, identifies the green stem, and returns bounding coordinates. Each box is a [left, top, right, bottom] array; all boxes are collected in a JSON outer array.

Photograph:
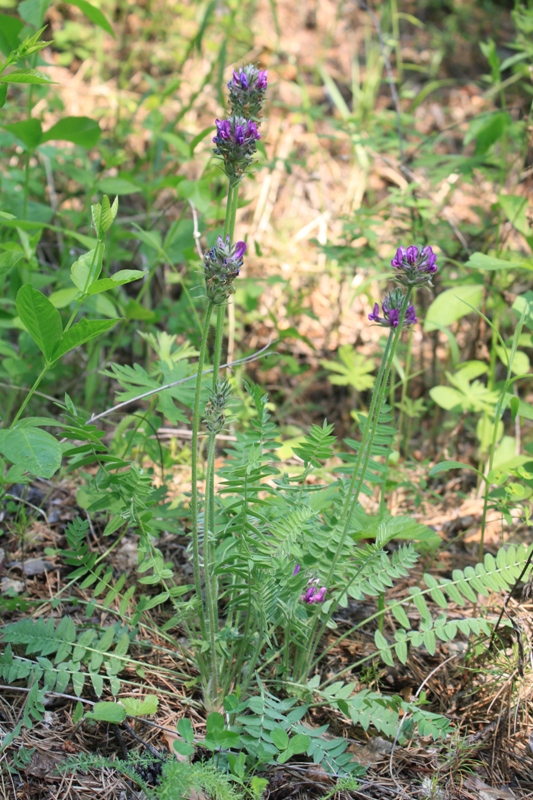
[[211, 180, 238, 386], [398, 327, 413, 454], [191, 300, 214, 639], [23, 151, 32, 219], [11, 367, 47, 426], [300, 290, 413, 680], [204, 431, 219, 698]]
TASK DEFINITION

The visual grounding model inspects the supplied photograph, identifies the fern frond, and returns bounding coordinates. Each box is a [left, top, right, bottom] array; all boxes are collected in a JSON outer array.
[[336, 403, 396, 494], [372, 543, 533, 666], [292, 421, 336, 467]]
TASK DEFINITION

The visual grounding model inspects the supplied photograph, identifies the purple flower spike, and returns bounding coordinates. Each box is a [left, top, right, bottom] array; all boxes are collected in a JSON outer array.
[[212, 115, 263, 180], [390, 243, 438, 287], [292, 564, 301, 576], [368, 289, 418, 329]]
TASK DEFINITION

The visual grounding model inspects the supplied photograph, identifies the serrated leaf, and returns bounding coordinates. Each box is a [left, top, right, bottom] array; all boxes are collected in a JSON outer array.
[[41, 116, 101, 148], [429, 460, 480, 477], [70, 248, 101, 292], [0, 250, 26, 273], [425, 285, 483, 332], [16, 284, 63, 361], [67, 0, 115, 36], [87, 269, 144, 295], [2, 118, 43, 149], [90, 671, 104, 697], [120, 696, 158, 717], [18, 0, 50, 27], [92, 196, 118, 239], [52, 318, 119, 360], [271, 728, 289, 751], [0, 426, 62, 478], [0, 68, 55, 85], [177, 717, 195, 743], [86, 701, 126, 723], [287, 733, 311, 755], [174, 740, 195, 757], [466, 252, 531, 272]]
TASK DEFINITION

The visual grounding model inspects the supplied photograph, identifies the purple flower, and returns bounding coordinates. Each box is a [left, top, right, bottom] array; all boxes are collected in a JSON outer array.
[[368, 289, 418, 329], [387, 308, 400, 328], [215, 119, 231, 140], [246, 120, 260, 140], [256, 70, 268, 90], [310, 587, 326, 603], [212, 115, 262, 180], [404, 304, 418, 324], [233, 241, 247, 259], [391, 244, 438, 287], [300, 580, 327, 604], [228, 65, 268, 121], [368, 303, 380, 323], [292, 564, 301, 576]]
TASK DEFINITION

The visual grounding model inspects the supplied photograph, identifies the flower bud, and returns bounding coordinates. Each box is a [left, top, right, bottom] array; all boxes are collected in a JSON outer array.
[[204, 235, 246, 305], [228, 65, 268, 120], [368, 289, 418, 329]]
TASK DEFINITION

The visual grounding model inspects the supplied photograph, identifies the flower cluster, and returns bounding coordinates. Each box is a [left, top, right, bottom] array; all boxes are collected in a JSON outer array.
[[204, 379, 232, 434], [228, 65, 268, 120], [293, 565, 327, 604], [213, 116, 261, 182], [204, 235, 246, 305], [368, 288, 418, 329], [301, 583, 327, 604], [391, 244, 438, 287]]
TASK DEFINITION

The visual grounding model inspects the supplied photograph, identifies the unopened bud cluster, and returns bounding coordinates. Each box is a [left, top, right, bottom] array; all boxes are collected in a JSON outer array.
[[368, 288, 418, 329], [228, 66, 268, 120], [204, 379, 232, 434], [204, 235, 246, 305]]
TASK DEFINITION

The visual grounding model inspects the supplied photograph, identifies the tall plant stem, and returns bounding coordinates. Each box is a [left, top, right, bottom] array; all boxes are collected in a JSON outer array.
[[191, 300, 214, 638], [211, 180, 239, 386], [11, 367, 47, 426], [301, 290, 413, 680], [204, 433, 219, 698], [398, 327, 413, 454], [199, 177, 240, 702]]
